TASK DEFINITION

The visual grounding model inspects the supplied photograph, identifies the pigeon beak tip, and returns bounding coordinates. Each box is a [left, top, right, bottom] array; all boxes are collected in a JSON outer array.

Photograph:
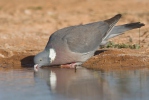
[[34, 64, 39, 72]]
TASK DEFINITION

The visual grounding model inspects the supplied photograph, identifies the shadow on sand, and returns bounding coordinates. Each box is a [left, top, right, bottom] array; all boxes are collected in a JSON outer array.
[[21, 55, 35, 68], [94, 49, 106, 56]]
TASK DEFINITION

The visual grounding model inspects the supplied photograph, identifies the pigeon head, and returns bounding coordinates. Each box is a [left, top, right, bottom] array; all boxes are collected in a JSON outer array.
[[34, 48, 56, 71]]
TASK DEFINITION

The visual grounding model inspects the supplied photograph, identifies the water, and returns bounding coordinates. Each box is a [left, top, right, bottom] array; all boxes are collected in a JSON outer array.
[[0, 67, 149, 100]]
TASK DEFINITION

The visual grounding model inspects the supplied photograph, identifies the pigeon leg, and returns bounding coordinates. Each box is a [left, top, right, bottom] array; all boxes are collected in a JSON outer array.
[[60, 62, 82, 68], [60, 63, 77, 68]]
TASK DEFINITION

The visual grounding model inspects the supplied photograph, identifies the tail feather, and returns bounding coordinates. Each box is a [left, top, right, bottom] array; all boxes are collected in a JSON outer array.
[[108, 22, 145, 39], [100, 22, 145, 46]]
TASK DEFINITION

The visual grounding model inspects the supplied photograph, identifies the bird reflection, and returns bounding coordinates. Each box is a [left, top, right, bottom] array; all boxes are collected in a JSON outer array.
[[34, 67, 120, 100]]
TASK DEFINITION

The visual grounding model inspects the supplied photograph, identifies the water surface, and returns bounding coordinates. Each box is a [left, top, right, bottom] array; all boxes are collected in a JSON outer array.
[[0, 67, 149, 100]]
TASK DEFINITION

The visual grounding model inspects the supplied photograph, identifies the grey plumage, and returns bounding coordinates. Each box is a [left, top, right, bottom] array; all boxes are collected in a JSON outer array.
[[34, 14, 145, 70]]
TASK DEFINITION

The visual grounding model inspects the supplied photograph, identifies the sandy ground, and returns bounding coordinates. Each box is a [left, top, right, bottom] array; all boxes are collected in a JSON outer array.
[[0, 0, 149, 71]]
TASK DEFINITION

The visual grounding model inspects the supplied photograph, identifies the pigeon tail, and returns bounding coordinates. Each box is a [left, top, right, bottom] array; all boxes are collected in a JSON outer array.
[[108, 22, 145, 39], [100, 22, 145, 46]]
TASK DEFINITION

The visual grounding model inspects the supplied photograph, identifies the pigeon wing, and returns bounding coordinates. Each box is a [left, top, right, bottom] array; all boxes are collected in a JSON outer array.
[[63, 14, 121, 53], [63, 21, 109, 53]]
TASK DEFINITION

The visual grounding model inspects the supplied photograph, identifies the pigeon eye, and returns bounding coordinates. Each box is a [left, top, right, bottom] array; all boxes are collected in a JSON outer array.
[[40, 59, 42, 61]]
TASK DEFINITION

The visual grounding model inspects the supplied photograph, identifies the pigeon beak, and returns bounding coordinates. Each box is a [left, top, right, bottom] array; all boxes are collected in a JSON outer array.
[[34, 64, 39, 72]]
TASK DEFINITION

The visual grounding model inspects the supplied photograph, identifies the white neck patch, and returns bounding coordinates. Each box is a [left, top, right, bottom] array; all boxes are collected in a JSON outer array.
[[49, 48, 56, 63]]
